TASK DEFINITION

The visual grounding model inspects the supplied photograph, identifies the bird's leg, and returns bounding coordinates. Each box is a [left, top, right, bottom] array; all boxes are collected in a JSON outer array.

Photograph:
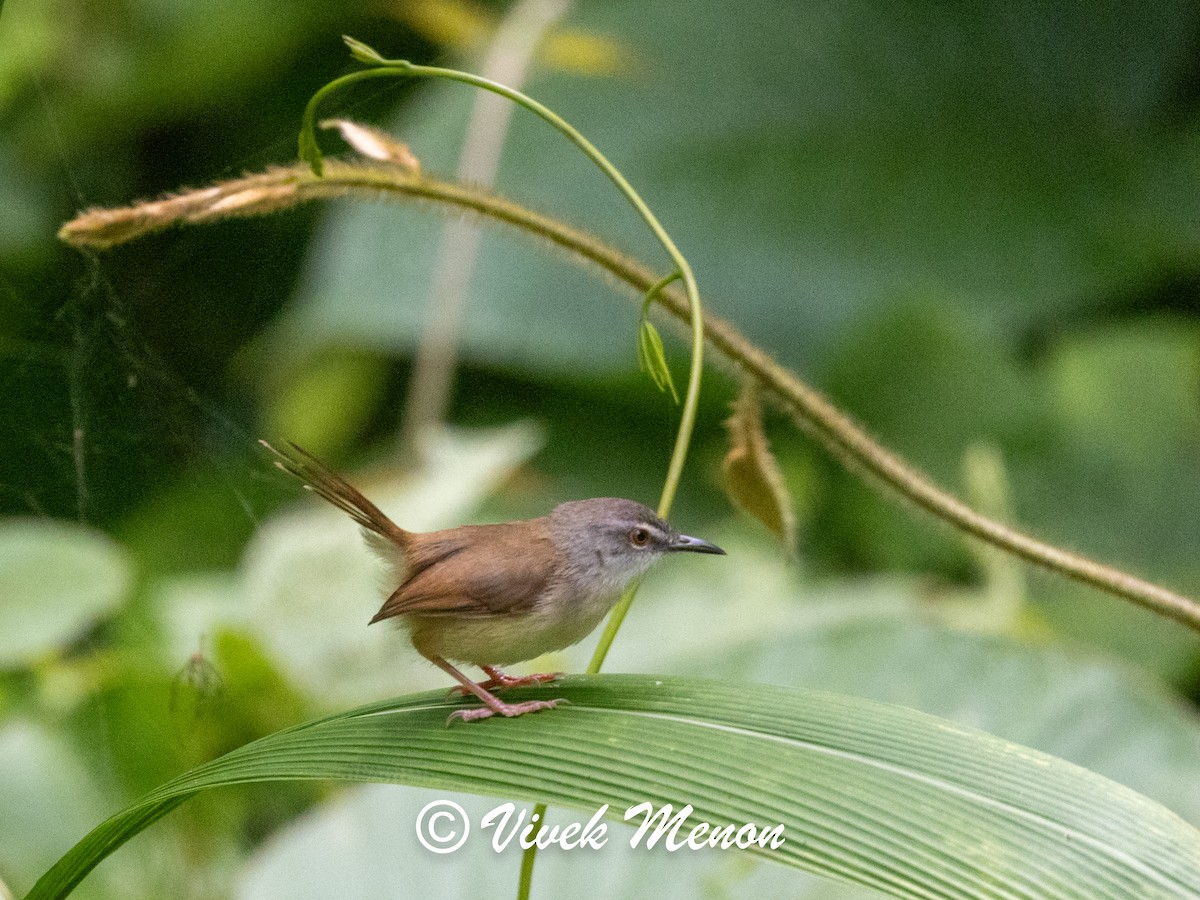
[[449, 664, 562, 695], [429, 656, 563, 724]]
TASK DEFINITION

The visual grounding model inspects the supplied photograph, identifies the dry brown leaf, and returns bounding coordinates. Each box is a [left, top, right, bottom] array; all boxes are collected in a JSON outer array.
[[319, 119, 421, 172], [722, 378, 796, 552]]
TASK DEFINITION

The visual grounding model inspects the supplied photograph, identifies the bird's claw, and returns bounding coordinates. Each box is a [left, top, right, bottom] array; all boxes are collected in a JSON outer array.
[[447, 670, 562, 697], [447, 697, 565, 725]]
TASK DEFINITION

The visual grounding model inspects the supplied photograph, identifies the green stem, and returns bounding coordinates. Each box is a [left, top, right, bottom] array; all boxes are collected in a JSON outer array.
[[517, 823, 541, 900], [301, 40, 706, 665], [299, 69, 409, 175], [641, 270, 682, 317], [302, 41, 708, 900]]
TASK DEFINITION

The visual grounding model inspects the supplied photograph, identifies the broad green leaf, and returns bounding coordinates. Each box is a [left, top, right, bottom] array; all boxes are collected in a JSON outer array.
[[707, 620, 1200, 828], [0, 519, 131, 667], [597, 541, 1200, 826], [28, 676, 1200, 899]]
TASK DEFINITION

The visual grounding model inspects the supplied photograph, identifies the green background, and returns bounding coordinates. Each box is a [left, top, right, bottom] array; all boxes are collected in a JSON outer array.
[[1, 0, 1198, 897]]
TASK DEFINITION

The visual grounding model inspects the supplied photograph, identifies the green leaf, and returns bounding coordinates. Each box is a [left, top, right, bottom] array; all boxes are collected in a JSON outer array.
[[297, 121, 323, 176], [0, 520, 132, 667], [597, 540, 1200, 827], [637, 318, 679, 403], [707, 619, 1200, 826], [341, 35, 389, 66], [29, 676, 1200, 899]]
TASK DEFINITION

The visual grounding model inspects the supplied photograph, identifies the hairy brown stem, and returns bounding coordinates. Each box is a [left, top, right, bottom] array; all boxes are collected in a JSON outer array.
[[59, 160, 1200, 632]]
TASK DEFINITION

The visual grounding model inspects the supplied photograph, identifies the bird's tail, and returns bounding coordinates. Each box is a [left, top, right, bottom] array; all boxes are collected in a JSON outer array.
[[259, 440, 410, 549]]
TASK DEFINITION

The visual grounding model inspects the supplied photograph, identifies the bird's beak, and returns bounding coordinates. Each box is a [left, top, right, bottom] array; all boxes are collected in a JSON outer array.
[[668, 533, 726, 555]]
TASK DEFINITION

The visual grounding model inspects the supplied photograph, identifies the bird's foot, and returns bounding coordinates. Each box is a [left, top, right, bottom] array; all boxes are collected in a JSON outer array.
[[447, 697, 565, 724], [448, 666, 562, 697], [486, 667, 563, 688]]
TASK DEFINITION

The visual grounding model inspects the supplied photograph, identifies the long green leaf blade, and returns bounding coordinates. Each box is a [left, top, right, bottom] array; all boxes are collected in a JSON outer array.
[[29, 676, 1200, 899]]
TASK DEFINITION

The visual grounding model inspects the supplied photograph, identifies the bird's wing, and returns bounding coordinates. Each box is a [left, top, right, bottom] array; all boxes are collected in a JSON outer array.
[[369, 524, 555, 623]]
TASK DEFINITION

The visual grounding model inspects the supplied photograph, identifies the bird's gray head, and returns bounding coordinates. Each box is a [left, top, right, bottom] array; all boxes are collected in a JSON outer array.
[[548, 498, 724, 592]]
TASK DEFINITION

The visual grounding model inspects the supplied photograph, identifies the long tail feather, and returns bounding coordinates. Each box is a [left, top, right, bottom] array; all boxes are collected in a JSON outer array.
[[259, 440, 409, 548]]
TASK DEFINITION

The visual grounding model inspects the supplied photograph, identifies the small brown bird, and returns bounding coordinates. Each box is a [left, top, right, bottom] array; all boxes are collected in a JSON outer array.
[[261, 441, 724, 722]]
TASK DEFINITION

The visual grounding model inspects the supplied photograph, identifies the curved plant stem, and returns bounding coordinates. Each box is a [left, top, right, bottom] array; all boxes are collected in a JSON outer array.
[[641, 271, 683, 317], [302, 39, 713, 650], [298, 70, 406, 173], [301, 42, 712, 665], [58, 162, 1200, 632], [299, 43, 709, 899], [406, 177, 1200, 633], [300, 39, 705, 521]]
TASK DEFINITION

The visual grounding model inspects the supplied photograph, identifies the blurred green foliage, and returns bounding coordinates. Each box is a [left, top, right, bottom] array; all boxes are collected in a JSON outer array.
[[2, 0, 1199, 896]]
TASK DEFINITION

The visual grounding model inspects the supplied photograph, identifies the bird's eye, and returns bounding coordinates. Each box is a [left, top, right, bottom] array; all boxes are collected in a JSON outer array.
[[629, 527, 651, 547]]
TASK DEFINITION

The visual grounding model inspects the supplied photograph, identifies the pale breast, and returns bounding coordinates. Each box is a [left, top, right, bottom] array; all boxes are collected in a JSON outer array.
[[407, 581, 622, 666]]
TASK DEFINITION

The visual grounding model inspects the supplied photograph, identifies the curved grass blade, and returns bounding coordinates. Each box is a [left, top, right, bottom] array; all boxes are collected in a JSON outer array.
[[29, 675, 1200, 899]]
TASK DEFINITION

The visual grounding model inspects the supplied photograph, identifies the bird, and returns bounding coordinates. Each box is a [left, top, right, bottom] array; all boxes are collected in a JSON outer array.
[[260, 440, 725, 723]]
